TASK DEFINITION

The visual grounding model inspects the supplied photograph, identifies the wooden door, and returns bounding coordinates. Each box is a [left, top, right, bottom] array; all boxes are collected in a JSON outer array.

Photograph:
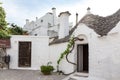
[[19, 42, 31, 67]]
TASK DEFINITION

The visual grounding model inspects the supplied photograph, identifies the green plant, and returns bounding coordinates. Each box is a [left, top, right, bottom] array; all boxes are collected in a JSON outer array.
[[57, 36, 75, 65], [40, 62, 54, 75], [7, 23, 28, 35], [0, 3, 7, 29], [0, 30, 10, 39]]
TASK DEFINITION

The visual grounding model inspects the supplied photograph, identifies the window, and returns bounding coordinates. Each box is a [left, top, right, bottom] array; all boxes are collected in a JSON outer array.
[[41, 20, 43, 22], [34, 34, 37, 36], [35, 24, 37, 26], [48, 23, 52, 27]]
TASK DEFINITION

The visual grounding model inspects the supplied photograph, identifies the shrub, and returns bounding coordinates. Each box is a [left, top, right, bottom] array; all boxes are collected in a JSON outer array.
[[40, 62, 54, 75], [0, 30, 10, 39]]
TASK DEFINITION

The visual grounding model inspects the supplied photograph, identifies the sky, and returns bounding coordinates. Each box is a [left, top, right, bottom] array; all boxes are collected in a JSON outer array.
[[1, 0, 120, 27]]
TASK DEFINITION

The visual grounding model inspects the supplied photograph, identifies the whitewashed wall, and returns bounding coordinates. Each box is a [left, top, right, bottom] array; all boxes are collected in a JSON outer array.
[[89, 33, 120, 80], [7, 35, 49, 70], [24, 13, 54, 36], [6, 21, 120, 80], [73, 22, 120, 80], [49, 43, 75, 74]]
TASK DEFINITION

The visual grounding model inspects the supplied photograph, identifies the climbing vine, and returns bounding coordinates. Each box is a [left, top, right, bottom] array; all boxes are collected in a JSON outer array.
[[57, 36, 84, 75], [57, 36, 75, 65]]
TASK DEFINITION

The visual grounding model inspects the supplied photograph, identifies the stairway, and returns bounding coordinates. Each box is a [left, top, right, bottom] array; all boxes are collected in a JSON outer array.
[[62, 72, 89, 80]]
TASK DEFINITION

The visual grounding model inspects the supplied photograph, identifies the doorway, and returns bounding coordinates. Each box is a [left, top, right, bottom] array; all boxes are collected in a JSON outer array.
[[77, 44, 89, 73], [18, 42, 31, 67]]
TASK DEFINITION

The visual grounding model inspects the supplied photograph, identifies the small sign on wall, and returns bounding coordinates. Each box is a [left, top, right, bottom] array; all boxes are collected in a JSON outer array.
[[0, 39, 11, 48]]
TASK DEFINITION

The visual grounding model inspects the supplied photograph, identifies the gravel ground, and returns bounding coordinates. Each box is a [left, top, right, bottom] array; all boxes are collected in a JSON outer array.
[[0, 69, 67, 80]]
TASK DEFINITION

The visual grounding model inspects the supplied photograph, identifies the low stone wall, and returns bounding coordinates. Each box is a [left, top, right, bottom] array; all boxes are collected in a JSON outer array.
[[0, 48, 8, 69]]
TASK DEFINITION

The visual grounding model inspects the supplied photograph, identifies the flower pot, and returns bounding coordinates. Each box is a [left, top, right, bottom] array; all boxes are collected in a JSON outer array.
[[42, 71, 51, 75]]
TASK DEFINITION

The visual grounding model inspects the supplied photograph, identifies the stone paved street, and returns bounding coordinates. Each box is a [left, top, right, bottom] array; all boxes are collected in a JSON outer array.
[[0, 69, 66, 80]]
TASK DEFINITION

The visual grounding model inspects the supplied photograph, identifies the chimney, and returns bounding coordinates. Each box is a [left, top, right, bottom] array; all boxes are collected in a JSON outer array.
[[36, 17, 38, 21], [87, 7, 91, 14], [26, 19, 29, 24], [76, 13, 78, 24], [52, 7, 56, 16], [58, 11, 71, 39], [52, 7, 56, 25]]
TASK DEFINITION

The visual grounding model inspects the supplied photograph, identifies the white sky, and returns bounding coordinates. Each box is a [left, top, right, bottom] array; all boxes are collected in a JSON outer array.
[[1, 0, 120, 27]]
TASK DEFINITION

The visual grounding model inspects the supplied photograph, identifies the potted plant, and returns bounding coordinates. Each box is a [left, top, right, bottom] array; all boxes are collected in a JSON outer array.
[[40, 62, 54, 75]]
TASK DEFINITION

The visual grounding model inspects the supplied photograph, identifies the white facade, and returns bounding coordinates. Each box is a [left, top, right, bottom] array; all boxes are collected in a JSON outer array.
[[5, 8, 120, 80], [87, 22, 120, 80], [49, 43, 75, 74], [64, 22, 120, 80], [23, 8, 72, 38], [7, 35, 49, 70], [24, 13, 56, 37], [7, 22, 120, 80]]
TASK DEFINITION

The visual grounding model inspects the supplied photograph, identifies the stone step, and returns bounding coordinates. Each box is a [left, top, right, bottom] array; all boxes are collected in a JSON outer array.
[[62, 72, 89, 80], [73, 72, 88, 77], [68, 76, 80, 80], [68, 77, 77, 80]]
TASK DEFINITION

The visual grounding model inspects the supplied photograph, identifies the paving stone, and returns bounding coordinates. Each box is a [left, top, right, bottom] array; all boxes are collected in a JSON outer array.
[[0, 69, 66, 80]]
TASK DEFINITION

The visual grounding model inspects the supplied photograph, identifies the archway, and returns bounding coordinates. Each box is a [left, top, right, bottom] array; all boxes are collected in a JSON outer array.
[[75, 34, 89, 73]]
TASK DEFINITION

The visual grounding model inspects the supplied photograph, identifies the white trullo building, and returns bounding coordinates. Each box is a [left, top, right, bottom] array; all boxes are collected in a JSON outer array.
[[49, 8, 120, 80], [23, 8, 72, 38], [3, 7, 120, 80]]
